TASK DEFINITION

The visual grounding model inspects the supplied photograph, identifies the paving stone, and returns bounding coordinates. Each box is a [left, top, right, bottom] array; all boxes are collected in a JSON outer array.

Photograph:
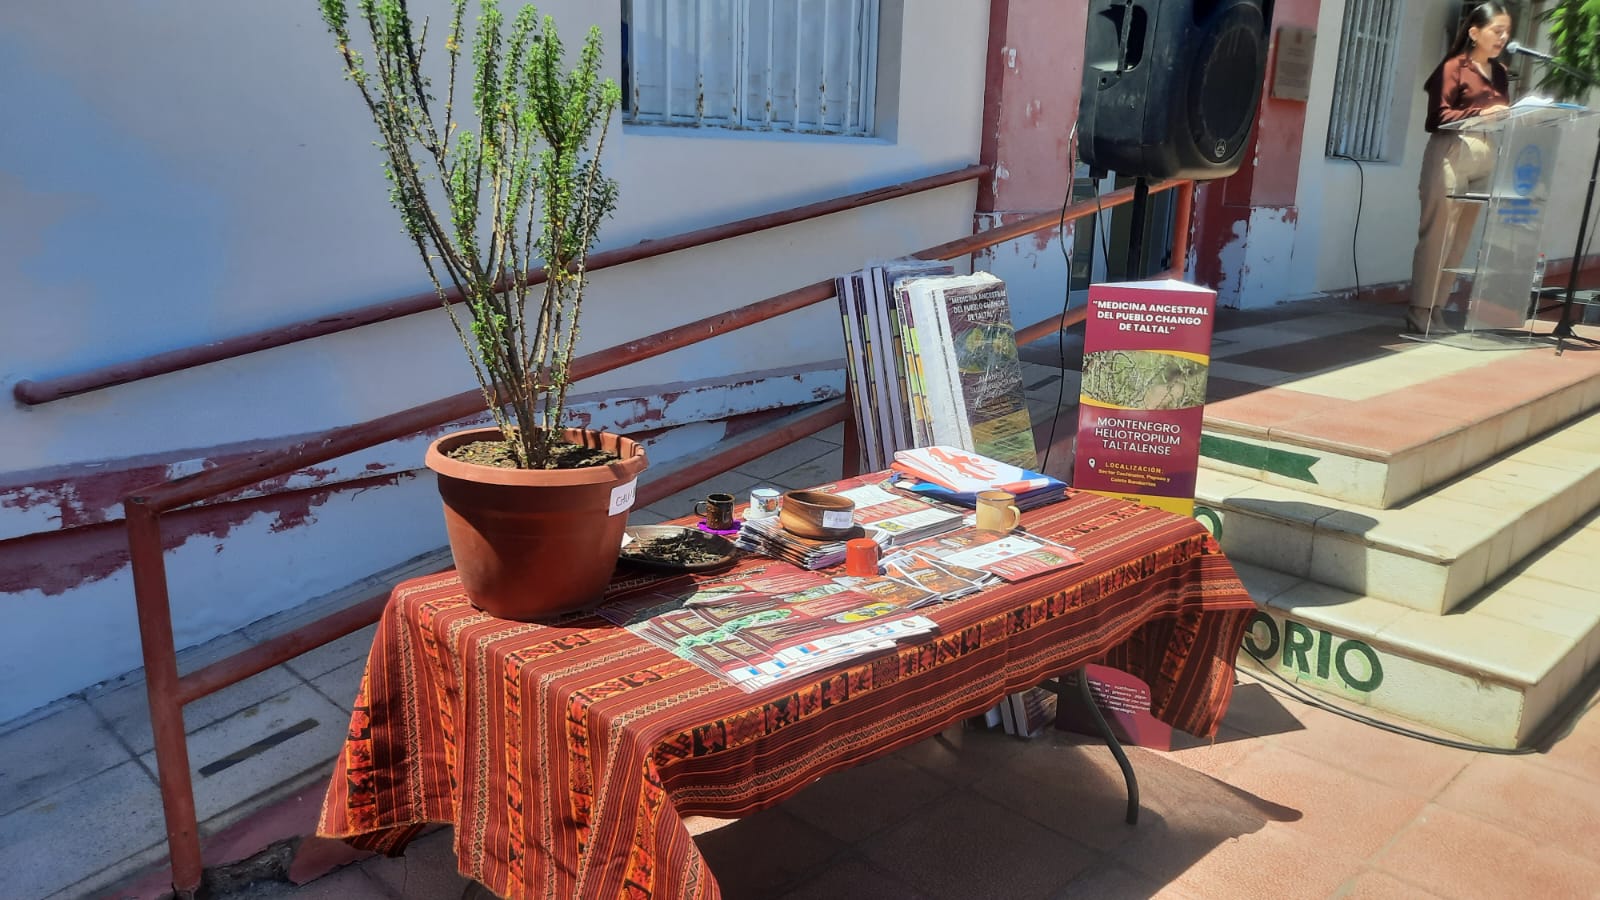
[[283, 624, 378, 682], [363, 825, 474, 899], [812, 422, 846, 445], [694, 807, 845, 900], [766, 450, 845, 492], [1434, 751, 1600, 862], [1373, 804, 1600, 899], [310, 658, 368, 712], [781, 754, 951, 844], [88, 640, 306, 756], [775, 853, 933, 900], [0, 761, 163, 899], [860, 788, 1091, 900], [731, 436, 842, 481], [0, 698, 132, 816], [187, 862, 388, 900], [137, 684, 349, 824], [1049, 863, 1194, 900]]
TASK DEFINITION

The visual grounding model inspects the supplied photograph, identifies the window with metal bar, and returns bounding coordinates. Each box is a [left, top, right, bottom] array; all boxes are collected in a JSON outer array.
[[1324, 0, 1403, 161], [622, 0, 880, 136]]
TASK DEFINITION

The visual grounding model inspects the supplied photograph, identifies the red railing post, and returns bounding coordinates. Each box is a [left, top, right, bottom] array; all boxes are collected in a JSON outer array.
[[125, 497, 204, 898], [1168, 181, 1194, 279]]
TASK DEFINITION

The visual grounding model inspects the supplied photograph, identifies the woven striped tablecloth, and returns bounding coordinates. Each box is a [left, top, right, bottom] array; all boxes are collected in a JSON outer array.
[[318, 490, 1255, 899]]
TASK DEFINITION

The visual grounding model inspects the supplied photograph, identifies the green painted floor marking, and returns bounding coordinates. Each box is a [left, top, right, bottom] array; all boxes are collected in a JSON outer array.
[[1200, 434, 1320, 484]]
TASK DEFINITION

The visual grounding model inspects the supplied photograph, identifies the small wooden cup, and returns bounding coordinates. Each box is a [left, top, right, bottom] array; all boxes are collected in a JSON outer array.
[[779, 490, 857, 540]]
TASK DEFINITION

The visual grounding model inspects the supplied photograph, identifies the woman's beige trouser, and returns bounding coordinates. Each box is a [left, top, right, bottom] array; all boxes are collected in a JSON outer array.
[[1409, 131, 1495, 331]]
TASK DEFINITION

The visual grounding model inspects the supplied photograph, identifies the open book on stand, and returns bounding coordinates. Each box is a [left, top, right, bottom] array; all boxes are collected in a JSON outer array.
[[835, 259, 954, 470], [898, 272, 1038, 468], [836, 266, 1038, 471]]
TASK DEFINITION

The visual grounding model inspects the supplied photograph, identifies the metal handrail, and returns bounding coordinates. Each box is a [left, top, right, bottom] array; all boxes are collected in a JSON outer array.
[[124, 176, 1193, 897], [14, 164, 987, 406]]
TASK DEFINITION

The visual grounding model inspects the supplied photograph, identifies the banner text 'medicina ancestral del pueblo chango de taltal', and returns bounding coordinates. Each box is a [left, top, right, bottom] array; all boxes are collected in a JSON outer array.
[[1072, 279, 1217, 517]]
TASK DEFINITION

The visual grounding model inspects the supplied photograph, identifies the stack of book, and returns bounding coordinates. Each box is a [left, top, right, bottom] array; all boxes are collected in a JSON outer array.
[[835, 264, 1037, 472], [890, 446, 1067, 510], [841, 481, 966, 544], [735, 515, 867, 570], [1000, 686, 1059, 738], [895, 478, 1065, 511], [735, 480, 966, 570], [835, 259, 953, 471]]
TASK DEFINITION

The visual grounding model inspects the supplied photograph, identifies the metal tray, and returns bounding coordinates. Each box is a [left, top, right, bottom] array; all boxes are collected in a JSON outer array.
[[618, 525, 741, 573]]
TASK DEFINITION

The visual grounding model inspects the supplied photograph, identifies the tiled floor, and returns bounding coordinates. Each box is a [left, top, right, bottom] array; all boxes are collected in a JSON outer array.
[[203, 668, 1600, 900], [5, 297, 1600, 899]]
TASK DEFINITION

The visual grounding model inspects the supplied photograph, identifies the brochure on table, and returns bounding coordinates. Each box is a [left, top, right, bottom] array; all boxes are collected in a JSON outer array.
[[604, 477, 1083, 690]]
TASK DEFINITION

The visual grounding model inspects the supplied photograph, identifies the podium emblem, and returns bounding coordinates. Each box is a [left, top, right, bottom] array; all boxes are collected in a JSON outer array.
[[1514, 144, 1543, 197]]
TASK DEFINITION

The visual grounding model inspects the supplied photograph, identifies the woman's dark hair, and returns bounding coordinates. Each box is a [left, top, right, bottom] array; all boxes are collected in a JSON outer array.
[[1447, 2, 1512, 58]]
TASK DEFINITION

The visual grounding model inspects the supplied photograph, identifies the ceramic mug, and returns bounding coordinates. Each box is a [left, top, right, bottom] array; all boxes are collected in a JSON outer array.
[[694, 492, 737, 531], [748, 487, 782, 519], [975, 490, 1021, 532]]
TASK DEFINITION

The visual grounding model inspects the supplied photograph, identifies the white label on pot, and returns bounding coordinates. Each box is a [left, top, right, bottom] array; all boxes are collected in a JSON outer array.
[[609, 479, 637, 516], [822, 510, 854, 529]]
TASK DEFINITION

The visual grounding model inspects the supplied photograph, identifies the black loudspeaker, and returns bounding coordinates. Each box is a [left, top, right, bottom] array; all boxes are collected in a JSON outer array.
[[1078, 0, 1273, 180]]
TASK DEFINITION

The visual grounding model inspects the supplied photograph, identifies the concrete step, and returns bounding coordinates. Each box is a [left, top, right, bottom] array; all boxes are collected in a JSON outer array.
[[1228, 511, 1600, 748], [1197, 409, 1600, 615], [1201, 343, 1600, 509]]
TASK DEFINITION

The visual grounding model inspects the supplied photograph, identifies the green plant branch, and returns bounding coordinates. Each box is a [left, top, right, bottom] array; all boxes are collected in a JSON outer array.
[[321, 0, 619, 468], [1537, 0, 1600, 101]]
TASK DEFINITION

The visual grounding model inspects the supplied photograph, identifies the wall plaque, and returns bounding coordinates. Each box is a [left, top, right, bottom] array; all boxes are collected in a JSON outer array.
[[1271, 26, 1316, 102]]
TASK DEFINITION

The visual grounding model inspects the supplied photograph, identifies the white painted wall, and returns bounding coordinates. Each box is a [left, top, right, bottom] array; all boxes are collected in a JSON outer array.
[[1298, 0, 1599, 299], [0, 0, 991, 722]]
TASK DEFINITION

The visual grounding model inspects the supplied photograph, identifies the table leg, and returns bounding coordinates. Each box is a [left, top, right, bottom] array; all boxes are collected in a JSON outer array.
[[1059, 668, 1140, 825]]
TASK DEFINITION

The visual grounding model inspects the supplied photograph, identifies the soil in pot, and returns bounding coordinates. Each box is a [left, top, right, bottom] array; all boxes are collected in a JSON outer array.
[[447, 437, 620, 469]]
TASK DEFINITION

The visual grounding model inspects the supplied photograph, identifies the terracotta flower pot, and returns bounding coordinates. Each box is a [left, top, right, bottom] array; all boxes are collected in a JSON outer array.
[[424, 427, 649, 620]]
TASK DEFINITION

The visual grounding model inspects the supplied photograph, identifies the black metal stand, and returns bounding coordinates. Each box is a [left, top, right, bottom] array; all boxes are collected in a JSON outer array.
[[1126, 177, 1151, 279], [1078, 667, 1140, 824], [1051, 668, 1140, 825], [1553, 122, 1600, 354]]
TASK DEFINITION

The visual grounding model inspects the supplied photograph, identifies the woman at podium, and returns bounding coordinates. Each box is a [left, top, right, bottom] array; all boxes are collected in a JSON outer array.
[[1407, 2, 1513, 335]]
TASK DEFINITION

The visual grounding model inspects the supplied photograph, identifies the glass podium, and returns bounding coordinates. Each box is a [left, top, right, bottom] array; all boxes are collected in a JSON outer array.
[[1409, 101, 1595, 350]]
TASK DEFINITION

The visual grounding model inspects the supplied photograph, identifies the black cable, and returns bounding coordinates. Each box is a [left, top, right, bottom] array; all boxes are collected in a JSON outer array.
[[1240, 658, 1539, 755], [1330, 154, 1365, 302], [1557, 197, 1600, 325], [1041, 121, 1083, 474], [1094, 177, 1111, 266]]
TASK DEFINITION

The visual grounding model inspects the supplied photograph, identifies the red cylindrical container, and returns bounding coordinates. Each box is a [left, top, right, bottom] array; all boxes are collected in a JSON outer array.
[[845, 538, 880, 577]]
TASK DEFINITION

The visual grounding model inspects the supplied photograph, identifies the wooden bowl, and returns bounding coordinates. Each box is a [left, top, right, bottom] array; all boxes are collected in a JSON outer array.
[[779, 490, 857, 540]]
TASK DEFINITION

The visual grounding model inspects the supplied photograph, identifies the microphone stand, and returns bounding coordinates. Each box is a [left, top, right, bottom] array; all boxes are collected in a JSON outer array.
[[1520, 52, 1600, 353]]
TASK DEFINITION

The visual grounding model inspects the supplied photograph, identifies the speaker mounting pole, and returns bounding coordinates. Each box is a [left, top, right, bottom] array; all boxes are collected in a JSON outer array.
[[1126, 177, 1151, 279]]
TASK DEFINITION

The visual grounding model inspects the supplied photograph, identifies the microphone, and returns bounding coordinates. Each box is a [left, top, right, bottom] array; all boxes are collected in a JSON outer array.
[[1505, 41, 1556, 62]]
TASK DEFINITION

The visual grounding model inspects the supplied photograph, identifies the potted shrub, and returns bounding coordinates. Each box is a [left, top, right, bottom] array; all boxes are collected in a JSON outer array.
[[319, 0, 646, 619]]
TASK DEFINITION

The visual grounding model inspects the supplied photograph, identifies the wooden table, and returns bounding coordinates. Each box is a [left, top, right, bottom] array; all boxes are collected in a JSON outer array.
[[317, 488, 1255, 899]]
